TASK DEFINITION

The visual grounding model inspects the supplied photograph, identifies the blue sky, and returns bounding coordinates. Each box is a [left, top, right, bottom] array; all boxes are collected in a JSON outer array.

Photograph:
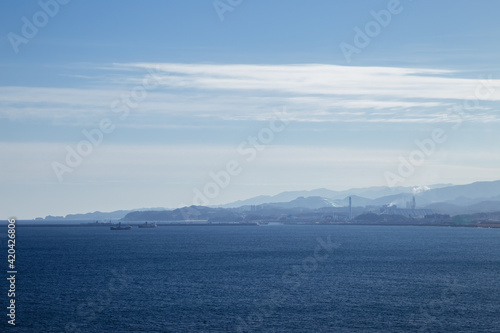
[[1, 0, 499, 218]]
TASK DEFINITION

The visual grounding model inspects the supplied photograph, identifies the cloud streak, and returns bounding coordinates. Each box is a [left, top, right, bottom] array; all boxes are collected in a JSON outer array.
[[129, 62, 500, 100], [1, 63, 499, 124]]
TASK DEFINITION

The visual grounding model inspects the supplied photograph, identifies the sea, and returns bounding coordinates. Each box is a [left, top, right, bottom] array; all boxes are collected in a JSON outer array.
[[2, 223, 500, 332]]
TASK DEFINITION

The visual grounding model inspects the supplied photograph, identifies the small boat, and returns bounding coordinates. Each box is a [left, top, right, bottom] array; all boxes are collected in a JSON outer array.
[[138, 221, 157, 228], [110, 222, 132, 230]]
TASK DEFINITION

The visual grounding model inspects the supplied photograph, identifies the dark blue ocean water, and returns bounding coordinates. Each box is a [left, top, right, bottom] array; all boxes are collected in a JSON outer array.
[[3, 225, 500, 332]]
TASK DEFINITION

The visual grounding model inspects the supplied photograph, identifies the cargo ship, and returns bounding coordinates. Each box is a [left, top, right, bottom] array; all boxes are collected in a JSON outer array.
[[110, 222, 132, 230]]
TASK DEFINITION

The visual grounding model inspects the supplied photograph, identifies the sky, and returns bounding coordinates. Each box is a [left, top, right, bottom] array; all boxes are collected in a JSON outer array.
[[1, 0, 500, 219]]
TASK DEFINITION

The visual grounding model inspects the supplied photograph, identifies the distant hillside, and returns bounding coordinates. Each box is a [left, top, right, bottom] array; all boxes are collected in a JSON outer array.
[[466, 200, 500, 213], [220, 184, 452, 208], [63, 210, 134, 220], [416, 180, 500, 206], [263, 196, 333, 209], [120, 194, 500, 225], [220, 188, 340, 208], [422, 202, 462, 215], [123, 206, 244, 222], [43, 207, 168, 220], [123, 203, 356, 223], [219, 180, 500, 213], [44, 180, 500, 221], [423, 200, 500, 215], [329, 195, 366, 207]]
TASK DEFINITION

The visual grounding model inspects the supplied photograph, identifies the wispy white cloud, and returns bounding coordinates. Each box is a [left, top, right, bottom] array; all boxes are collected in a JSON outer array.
[[1, 63, 499, 123], [128, 62, 500, 100]]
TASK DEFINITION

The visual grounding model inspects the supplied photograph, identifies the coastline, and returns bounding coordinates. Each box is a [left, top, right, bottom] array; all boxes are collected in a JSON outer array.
[[5, 221, 500, 228]]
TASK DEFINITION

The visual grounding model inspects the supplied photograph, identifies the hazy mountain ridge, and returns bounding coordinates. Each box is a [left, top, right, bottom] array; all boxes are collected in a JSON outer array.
[[416, 180, 500, 205], [220, 184, 453, 208], [40, 180, 500, 220], [220, 181, 500, 210], [41, 207, 168, 220], [123, 206, 244, 222], [219, 188, 340, 208], [419, 201, 500, 215]]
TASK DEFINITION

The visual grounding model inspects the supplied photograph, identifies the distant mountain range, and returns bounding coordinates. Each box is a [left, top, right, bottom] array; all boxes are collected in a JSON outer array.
[[40, 180, 500, 220], [218, 184, 452, 208], [219, 180, 500, 214]]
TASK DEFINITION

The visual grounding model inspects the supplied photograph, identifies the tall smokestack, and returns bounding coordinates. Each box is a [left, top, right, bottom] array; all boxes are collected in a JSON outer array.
[[349, 196, 352, 220], [412, 196, 416, 210]]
